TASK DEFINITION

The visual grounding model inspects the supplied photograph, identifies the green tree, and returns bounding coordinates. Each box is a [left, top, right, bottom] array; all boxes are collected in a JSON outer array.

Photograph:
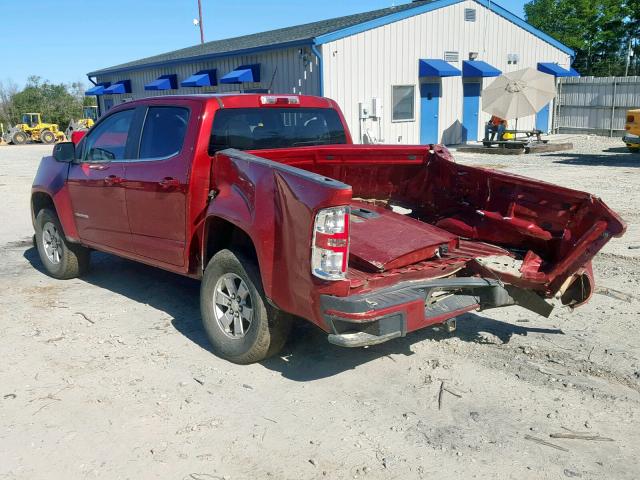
[[10, 76, 84, 127], [0, 76, 95, 131], [524, 0, 632, 76], [625, 0, 640, 75]]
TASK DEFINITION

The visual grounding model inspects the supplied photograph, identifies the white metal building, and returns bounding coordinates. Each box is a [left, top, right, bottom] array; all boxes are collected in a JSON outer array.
[[87, 0, 577, 145]]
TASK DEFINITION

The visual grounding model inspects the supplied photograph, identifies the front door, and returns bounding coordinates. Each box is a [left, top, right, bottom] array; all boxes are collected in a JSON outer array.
[[462, 82, 481, 142], [67, 108, 136, 252], [124, 105, 193, 267], [420, 82, 440, 144]]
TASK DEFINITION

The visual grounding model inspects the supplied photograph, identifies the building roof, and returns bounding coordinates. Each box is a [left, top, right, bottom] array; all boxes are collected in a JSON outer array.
[[88, 0, 574, 77]]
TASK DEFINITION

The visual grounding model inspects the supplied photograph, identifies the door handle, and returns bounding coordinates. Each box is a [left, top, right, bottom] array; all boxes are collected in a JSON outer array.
[[89, 164, 109, 170], [104, 175, 123, 186], [159, 177, 180, 189]]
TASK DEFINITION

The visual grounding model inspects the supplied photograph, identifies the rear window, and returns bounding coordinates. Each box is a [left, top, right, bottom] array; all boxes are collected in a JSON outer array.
[[209, 107, 348, 154]]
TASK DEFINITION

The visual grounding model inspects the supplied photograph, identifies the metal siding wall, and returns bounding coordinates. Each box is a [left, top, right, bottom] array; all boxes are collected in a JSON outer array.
[[95, 46, 319, 113], [556, 76, 640, 136], [323, 0, 570, 144]]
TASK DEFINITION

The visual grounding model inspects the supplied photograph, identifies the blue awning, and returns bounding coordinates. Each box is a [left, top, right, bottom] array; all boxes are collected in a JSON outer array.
[[220, 64, 261, 84], [104, 80, 132, 94], [568, 67, 581, 77], [462, 60, 502, 77], [537, 63, 579, 77], [419, 59, 461, 77], [144, 74, 177, 91], [181, 69, 217, 87], [85, 82, 111, 96]]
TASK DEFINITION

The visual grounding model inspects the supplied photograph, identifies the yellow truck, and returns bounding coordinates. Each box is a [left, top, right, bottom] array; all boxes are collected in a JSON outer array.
[[624, 109, 640, 153]]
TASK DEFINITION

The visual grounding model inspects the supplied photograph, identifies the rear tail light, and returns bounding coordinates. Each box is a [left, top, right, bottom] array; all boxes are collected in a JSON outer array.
[[311, 206, 350, 280], [260, 95, 300, 106]]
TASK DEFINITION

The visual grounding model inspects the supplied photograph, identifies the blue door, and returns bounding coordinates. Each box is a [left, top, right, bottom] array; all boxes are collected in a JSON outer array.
[[103, 98, 114, 113], [536, 103, 550, 132], [420, 82, 440, 144], [462, 82, 481, 142]]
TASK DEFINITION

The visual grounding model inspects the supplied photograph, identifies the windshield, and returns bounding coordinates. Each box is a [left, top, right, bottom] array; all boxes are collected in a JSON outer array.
[[22, 114, 34, 124], [209, 107, 348, 154]]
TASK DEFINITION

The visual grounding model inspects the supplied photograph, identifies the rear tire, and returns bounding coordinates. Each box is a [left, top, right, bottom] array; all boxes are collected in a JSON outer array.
[[35, 209, 90, 279], [200, 249, 292, 364], [40, 130, 55, 144], [12, 131, 28, 145]]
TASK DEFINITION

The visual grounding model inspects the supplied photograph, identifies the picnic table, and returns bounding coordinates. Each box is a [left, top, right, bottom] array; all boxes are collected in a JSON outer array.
[[483, 129, 547, 148]]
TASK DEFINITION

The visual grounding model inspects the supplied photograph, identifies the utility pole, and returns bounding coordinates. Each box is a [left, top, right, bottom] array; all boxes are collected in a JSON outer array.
[[197, 0, 205, 44], [624, 39, 632, 77]]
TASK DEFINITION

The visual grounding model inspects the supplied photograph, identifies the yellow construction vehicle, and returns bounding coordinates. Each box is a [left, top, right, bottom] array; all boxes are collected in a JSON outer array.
[[65, 106, 98, 139], [2, 113, 66, 145], [623, 109, 640, 153]]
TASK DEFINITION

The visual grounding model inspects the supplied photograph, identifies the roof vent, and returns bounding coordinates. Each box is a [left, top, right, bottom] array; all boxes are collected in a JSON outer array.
[[465, 8, 477, 22], [444, 51, 459, 63]]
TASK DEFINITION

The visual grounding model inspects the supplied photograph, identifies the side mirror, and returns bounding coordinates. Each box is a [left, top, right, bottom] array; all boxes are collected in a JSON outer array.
[[53, 142, 75, 163]]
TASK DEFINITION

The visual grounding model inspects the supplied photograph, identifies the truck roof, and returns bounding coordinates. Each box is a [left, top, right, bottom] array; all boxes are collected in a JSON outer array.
[[115, 93, 337, 109]]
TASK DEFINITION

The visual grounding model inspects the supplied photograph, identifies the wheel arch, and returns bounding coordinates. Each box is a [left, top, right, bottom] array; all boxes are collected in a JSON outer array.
[[30, 188, 80, 242], [31, 191, 56, 225], [202, 216, 261, 276]]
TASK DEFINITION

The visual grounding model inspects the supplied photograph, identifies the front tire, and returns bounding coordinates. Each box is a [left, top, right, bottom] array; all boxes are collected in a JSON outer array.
[[35, 209, 90, 279], [40, 130, 56, 144], [200, 249, 291, 364]]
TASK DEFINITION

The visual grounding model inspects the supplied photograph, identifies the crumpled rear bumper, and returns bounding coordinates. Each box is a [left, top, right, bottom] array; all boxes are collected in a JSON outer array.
[[321, 277, 553, 347]]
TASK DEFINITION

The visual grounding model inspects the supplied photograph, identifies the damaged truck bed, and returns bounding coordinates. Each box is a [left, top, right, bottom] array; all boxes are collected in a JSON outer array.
[[252, 144, 626, 346]]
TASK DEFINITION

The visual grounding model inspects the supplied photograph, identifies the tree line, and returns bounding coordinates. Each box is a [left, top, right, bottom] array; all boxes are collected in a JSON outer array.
[[524, 0, 639, 76], [0, 76, 96, 131]]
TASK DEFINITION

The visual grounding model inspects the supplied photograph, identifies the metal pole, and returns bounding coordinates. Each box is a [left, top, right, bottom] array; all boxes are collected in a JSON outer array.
[[554, 79, 562, 134], [197, 0, 205, 44], [609, 80, 617, 137]]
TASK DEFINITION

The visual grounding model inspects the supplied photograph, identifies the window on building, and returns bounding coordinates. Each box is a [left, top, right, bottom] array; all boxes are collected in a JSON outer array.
[[139, 107, 190, 159], [83, 109, 134, 162], [444, 51, 460, 63], [392, 85, 415, 122], [464, 8, 476, 22], [508, 53, 520, 65]]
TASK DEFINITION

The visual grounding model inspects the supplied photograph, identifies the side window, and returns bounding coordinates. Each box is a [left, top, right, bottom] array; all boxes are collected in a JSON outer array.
[[83, 109, 134, 162], [139, 107, 190, 159]]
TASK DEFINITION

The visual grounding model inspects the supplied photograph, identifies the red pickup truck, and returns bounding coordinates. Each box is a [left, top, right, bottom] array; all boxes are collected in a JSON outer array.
[[31, 94, 625, 364]]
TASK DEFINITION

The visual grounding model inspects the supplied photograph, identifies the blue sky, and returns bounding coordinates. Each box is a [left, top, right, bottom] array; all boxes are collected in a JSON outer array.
[[0, 0, 527, 88]]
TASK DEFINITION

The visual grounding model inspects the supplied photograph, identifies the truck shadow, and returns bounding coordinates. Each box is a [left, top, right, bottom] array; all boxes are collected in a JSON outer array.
[[264, 315, 563, 381], [24, 247, 210, 348], [24, 247, 564, 381]]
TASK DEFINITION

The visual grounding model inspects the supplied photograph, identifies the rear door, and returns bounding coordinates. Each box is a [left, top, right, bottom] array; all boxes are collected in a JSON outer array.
[[67, 108, 136, 252], [123, 104, 195, 266]]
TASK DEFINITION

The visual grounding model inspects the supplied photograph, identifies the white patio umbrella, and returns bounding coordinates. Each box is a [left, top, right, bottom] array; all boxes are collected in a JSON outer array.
[[482, 68, 556, 125]]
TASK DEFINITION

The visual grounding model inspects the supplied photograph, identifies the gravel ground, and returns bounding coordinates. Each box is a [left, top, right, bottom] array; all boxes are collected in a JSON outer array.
[[0, 136, 639, 480]]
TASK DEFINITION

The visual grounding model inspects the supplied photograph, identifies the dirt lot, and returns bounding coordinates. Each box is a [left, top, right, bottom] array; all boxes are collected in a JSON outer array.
[[1, 137, 639, 480]]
